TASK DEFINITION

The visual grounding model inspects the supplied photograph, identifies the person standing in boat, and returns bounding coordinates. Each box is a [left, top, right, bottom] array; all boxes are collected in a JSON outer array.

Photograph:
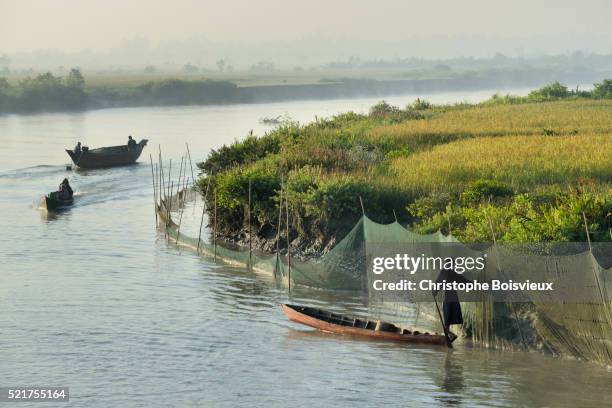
[[127, 136, 137, 149], [58, 178, 73, 200], [432, 267, 470, 341], [74, 141, 82, 155]]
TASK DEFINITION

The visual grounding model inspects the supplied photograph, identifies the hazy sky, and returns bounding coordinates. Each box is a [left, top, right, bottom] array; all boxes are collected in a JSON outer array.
[[1, 0, 611, 65]]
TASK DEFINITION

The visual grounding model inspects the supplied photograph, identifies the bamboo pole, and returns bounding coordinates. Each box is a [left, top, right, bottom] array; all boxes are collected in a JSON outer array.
[[582, 211, 592, 251], [167, 181, 174, 235], [167, 159, 172, 207], [213, 188, 217, 260], [186, 142, 196, 186], [149, 154, 157, 225], [158, 145, 165, 199], [248, 179, 252, 268], [432, 291, 453, 348], [359, 195, 365, 216], [158, 148, 166, 237], [158, 152, 164, 203], [274, 177, 284, 278], [177, 156, 184, 201], [175, 169, 187, 244], [392, 209, 398, 223], [196, 173, 213, 253], [286, 192, 291, 292], [178, 154, 188, 207]]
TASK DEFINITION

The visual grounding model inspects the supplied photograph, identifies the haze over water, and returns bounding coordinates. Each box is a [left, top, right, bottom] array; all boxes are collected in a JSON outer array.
[[1, 89, 610, 407]]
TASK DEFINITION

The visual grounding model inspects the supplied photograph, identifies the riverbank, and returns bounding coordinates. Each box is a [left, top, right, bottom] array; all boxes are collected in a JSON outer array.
[[1, 66, 610, 114]]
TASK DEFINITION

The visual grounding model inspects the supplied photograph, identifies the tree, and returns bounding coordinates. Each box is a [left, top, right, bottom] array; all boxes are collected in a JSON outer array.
[[66, 68, 85, 90], [592, 79, 612, 98]]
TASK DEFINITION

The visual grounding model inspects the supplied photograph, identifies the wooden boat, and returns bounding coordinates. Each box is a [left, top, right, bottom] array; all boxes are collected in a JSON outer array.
[[42, 192, 73, 211], [281, 304, 451, 347], [65, 139, 148, 169]]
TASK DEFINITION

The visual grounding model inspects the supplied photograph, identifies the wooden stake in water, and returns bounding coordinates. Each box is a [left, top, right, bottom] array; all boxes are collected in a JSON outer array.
[[158, 148, 166, 237], [196, 174, 213, 253], [178, 155, 185, 191], [359, 195, 365, 216], [167, 159, 172, 207], [186, 142, 196, 186], [158, 152, 163, 202], [149, 154, 157, 225], [392, 209, 398, 223], [167, 181, 174, 236]]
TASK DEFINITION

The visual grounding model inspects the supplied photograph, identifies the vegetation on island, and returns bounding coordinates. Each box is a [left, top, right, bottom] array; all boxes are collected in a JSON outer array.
[[2, 59, 611, 114], [197, 80, 612, 252]]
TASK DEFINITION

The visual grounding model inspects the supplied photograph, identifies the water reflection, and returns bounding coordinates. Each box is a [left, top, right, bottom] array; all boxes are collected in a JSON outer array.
[[436, 352, 465, 406]]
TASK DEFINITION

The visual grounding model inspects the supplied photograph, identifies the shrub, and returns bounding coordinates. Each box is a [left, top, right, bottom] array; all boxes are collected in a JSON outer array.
[[460, 179, 513, 205], [369, 100, 402, 118], [528, 81, 571, 100], [409, 98, 432, 110]]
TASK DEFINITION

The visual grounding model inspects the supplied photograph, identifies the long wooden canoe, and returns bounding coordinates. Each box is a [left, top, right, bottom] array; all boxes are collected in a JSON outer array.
[[66, 139, 148, 169], [281, 304, 450, 346]]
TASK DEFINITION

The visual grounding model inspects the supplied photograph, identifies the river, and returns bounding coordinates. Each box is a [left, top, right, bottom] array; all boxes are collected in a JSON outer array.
[[0, 88, 610, 407]]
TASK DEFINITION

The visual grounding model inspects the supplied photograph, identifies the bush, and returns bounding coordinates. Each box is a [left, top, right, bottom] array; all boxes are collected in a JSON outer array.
[[369, 101, 402, 118], [199, 132, 281, 174], [528, 81, 571, 100], [409, 98, 432, 110], [460, 179, 513, 205]]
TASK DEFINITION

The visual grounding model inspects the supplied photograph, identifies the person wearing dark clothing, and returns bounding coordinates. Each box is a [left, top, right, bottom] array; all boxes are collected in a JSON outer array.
[[58, 178, 73, 200], [432, 268, 471, 339], [127, 136, 137, 148], [74, 141, 82, 155]]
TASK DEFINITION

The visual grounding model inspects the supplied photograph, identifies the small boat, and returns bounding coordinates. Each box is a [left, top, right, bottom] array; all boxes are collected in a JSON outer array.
[[259, 115, 282, 125], [66, 139, 148, 169], [280, 304, 451, 347], [42, 192, 73, 211]]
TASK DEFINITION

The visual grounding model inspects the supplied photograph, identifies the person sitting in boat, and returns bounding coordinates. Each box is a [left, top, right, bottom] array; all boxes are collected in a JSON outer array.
[[57, 178, 73, 200], [127, 136, 137, 149], [432, 267, 470, 342], [74, 141, 82, 155]]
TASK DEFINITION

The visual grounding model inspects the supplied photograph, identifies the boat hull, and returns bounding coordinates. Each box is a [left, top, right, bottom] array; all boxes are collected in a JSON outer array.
[[43, 195, 73, 211], [281, 304, 448, 346], [66, 139, 148, 169]]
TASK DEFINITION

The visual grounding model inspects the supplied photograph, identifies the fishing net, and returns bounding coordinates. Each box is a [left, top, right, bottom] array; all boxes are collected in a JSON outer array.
[[158, 192, 612, 365]]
